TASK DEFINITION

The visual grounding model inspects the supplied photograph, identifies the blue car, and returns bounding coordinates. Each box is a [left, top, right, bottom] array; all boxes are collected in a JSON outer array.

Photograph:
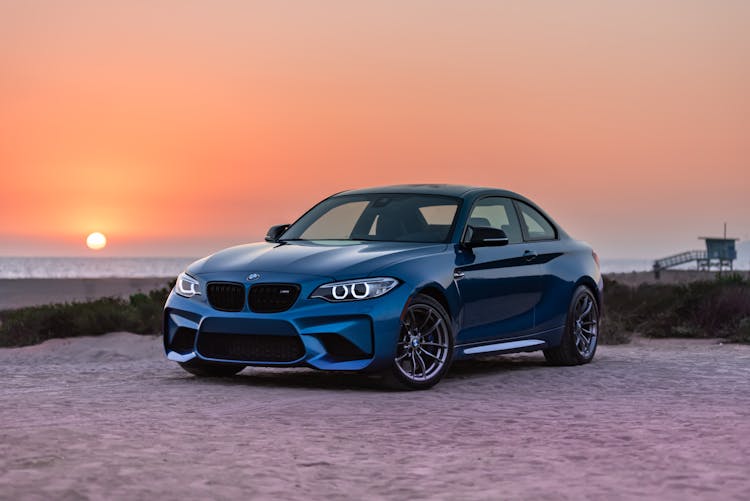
[[163, 184, 602, 389]]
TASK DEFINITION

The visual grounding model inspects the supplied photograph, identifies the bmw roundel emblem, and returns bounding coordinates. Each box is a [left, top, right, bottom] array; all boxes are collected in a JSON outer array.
[[247, 273, 261, 281]]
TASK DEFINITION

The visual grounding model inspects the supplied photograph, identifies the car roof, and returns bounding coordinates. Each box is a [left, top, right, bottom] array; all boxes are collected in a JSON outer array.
[[335, 184, 520, 199]]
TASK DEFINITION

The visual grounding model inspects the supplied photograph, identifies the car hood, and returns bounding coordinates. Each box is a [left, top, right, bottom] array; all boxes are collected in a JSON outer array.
[[188, 241, 449, 280]]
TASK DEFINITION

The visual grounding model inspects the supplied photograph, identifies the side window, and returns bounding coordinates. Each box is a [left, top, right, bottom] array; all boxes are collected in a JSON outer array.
[[516, 201, 556, 241], [466, 197, 522, 244]]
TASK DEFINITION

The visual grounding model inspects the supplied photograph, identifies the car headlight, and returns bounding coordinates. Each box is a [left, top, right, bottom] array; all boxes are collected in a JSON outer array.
[[310, 277, 399, 302], [175, 272, 201, 298]]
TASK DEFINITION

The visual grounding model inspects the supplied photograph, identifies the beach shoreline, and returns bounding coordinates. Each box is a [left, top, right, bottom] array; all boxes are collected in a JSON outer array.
[[0, 277, 173, 310]]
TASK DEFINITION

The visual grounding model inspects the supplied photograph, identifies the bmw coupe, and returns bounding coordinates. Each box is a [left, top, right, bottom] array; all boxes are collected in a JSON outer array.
[[163, 184, 602, 389]]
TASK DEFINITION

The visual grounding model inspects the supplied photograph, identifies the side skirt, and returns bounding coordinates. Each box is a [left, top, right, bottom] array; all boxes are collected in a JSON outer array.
[[462, 339, 546, 356], [454, 325, 564, 359]]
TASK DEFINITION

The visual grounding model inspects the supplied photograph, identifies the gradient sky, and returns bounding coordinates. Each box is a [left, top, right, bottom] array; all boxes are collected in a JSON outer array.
[[1, 1, 748, 259]]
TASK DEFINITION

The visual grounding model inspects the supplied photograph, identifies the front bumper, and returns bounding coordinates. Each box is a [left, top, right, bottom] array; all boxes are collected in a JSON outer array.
[[163, 274, 409, 372]]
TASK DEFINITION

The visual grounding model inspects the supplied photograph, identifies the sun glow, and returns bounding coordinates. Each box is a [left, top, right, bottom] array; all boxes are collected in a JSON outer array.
[[86, 232, 107, 250]]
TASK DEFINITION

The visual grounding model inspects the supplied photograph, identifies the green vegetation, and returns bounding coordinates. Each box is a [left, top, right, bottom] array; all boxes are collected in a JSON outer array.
[[0, 285, 172, 347], [601, 274, 750, 344], [2, 275, 749, 348]]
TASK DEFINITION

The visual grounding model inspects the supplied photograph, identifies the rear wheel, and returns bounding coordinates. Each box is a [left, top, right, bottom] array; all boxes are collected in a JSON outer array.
[[382, 294, 454, 390], [544, 285, 599, 365], [178, 360, 245, 377]]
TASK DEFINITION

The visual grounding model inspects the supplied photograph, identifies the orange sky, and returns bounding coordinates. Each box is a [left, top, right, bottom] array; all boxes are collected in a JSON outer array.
[[1, 1, 749, 259]]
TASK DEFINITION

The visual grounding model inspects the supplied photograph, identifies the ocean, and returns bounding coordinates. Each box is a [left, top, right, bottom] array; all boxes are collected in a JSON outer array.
[[0, 257, 197, 279], [0, 256, 665, 279]]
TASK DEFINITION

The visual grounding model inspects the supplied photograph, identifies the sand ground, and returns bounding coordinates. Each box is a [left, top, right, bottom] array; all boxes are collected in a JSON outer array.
[[1, 333, 748, 500]]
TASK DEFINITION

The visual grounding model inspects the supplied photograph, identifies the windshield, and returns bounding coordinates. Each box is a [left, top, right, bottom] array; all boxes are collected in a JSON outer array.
[[281, 194, 460, 243]]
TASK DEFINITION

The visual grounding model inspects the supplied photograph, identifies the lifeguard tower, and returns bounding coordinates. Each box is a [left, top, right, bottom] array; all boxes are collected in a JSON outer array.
[[653, 225, 738, 279], [697, 237, 738, 271]]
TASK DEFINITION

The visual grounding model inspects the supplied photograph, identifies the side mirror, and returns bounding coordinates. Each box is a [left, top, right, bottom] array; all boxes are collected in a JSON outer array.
[[265, 224, 290, 243], [464, 226, 509, 248]]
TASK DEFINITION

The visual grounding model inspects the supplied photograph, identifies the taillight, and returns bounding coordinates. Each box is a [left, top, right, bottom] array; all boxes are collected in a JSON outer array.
[[592, 250, 600, 269]]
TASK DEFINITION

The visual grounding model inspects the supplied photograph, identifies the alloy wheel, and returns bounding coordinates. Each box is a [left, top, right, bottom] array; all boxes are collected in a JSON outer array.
[[395, 303, 450, 383], [573, 292, 598, 359]]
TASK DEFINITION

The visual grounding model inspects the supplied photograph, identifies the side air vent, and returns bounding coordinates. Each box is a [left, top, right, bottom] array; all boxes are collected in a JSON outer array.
[[170, 327, 197, 354]]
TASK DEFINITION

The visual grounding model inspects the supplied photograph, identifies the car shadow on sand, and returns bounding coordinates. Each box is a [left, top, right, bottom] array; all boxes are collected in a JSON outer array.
[[447, 353, 549, 379], [174, 353, 551, 391]]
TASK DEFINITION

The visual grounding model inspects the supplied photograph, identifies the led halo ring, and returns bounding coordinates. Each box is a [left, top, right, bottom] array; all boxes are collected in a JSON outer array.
[[350, 282, 370, 299], [332, 284, 349, 300], [310, 277, 399, 302], [175, 272, 201, 298]]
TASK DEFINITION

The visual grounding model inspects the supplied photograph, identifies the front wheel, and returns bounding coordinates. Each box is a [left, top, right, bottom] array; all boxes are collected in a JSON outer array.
[[544, 285, 599, 366], [178, 360, 245, 377], [382, 294, 454, 390]]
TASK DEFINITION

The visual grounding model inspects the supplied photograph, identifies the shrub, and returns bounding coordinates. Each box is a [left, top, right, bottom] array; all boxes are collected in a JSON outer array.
[[0, 285, 172, 347], [601, 275, 750, 344], [2, 276, 749, 347], [736, 318, 750, 343]]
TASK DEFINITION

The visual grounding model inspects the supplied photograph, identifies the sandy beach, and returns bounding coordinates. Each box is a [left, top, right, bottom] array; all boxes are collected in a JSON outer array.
[[0, 278, 172, 310], [1, 272, 749, 499], [0, 333, 748, 499]]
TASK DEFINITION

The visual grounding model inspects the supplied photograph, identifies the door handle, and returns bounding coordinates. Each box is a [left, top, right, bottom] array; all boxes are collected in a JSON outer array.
[[523, 250, 538, 261]]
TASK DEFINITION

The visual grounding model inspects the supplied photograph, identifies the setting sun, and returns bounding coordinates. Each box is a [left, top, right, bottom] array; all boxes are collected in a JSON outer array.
[[86, 232, 107, 251]]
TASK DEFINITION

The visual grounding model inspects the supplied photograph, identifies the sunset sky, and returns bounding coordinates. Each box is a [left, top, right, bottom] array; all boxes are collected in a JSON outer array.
[[1, 1, 748, 259]]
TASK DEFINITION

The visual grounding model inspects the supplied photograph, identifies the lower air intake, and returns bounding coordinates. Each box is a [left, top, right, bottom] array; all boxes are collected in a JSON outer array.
[[197, 332, 305, 363]]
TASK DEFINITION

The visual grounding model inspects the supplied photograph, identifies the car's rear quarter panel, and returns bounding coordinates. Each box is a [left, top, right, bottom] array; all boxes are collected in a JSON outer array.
[[533, 239, 602, 333]]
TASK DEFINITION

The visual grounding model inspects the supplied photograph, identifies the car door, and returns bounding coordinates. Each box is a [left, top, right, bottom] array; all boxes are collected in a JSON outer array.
[[454, 197, 544, 344], [514, 199, 567, 331]]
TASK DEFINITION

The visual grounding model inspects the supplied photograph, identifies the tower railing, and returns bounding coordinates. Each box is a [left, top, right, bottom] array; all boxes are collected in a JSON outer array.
[[653, 250, 707, 272]]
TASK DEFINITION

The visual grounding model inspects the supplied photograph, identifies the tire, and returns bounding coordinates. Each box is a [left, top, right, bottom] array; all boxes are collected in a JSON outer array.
[[178, 360, 246, 377], [544, 285, 599, 366], [382, 294, 454, 390]]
